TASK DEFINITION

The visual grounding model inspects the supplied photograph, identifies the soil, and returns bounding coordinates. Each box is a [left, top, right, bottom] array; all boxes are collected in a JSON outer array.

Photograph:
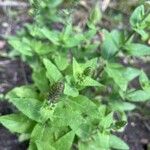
[[117, 116, 150, 150], [0, 125, 28, 150]]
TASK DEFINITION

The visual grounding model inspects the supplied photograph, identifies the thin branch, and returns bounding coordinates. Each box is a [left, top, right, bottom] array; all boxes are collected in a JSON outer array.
[[0, 1, 29, 8]]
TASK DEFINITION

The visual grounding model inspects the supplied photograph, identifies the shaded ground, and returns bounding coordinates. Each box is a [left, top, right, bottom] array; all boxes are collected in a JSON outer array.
[[0, 125, 28, 150], [118, 116, 150, 150]]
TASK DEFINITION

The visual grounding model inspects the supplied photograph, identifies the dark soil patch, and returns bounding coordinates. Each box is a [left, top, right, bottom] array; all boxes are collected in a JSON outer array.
[[0, 125, 28, 150], [117, 115, 150, 150], [0, 59, 31, 93]]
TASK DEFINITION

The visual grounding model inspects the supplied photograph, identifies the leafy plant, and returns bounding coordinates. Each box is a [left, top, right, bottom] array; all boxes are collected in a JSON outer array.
[[0, 0, 150, 150]]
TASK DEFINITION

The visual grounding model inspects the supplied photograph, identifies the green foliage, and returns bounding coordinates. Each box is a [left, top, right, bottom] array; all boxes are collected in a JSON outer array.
[[124, 43, 150, 56], [130, 4, 150, 40], [1, 1, 150, 150], [105, 63, 141, 91], [88, 2, 102, 28], [43, 58, 63, 83], [0, 113, 35, 133], [109, 135, 129, 150], [101, 30, 124, 59]]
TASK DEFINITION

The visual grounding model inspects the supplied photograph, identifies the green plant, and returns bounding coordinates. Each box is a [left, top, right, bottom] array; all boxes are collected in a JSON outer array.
[[0, 1, 150, 150]]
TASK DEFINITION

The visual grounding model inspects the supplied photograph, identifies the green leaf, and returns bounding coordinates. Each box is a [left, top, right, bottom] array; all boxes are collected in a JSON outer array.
[[130, 5, 145, 28], [6, 85, 39, 99], [31, 124, 55, 145], [8, 98, 43, 122], [109, 135, 129, 150], [98, 105, 107, 118], [70, 95, 98, 115], [84, 29, 97, 40], [109, 101, 136, 111], [79, 133, 128, 150], [64, 83, 79, 97], [0, 113, 34, 133], [62, 23, 72, 39], [48, 0, 63, 8], [40, 104, 55, 122], [134, 29, 149, 41], [141, 13, 150, 28], [25, 24, 45, 38], [127, 90, 150, 102], [110, 30, 125, 47], [28, 142, 37, 150], [99, 112, 114, 129], [80, 76, 102, 87], [101, 30, 119, 59], [79, 133, 110, 150], [40, 28, 59, 44], [82, 58, 98, 70], [63, 34, 85, 48], [73, 58, 82, 79], [105, 64, 128, 91], [124, 43, 150, 57], [32, 40, 55, 55], [36, 141, 55, 150], [54, 131, 75, 150], [54, 55, 69, 71], [8, 37, 33, 56], [31, 124, 45, 142], [105, 64, 140, 91], [53, 98, 83, 128], [123, 67, 141, 81], [73, 58, 102, 87], [78, 142, 107, 150], [75, 124, 92, 140], [98, 133, 110, 149], [139, 71, 150, 90], [68, 96, 100, 129], [32, 68, 49, 92], [53, 95, 99, 130], [88, 2, 102, 27], [130, 4, 150, 31], [43, 58, 63, 83]]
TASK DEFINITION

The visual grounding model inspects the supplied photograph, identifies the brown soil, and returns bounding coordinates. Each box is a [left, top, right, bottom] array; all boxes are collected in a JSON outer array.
[[118, 115, 150, 150]]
